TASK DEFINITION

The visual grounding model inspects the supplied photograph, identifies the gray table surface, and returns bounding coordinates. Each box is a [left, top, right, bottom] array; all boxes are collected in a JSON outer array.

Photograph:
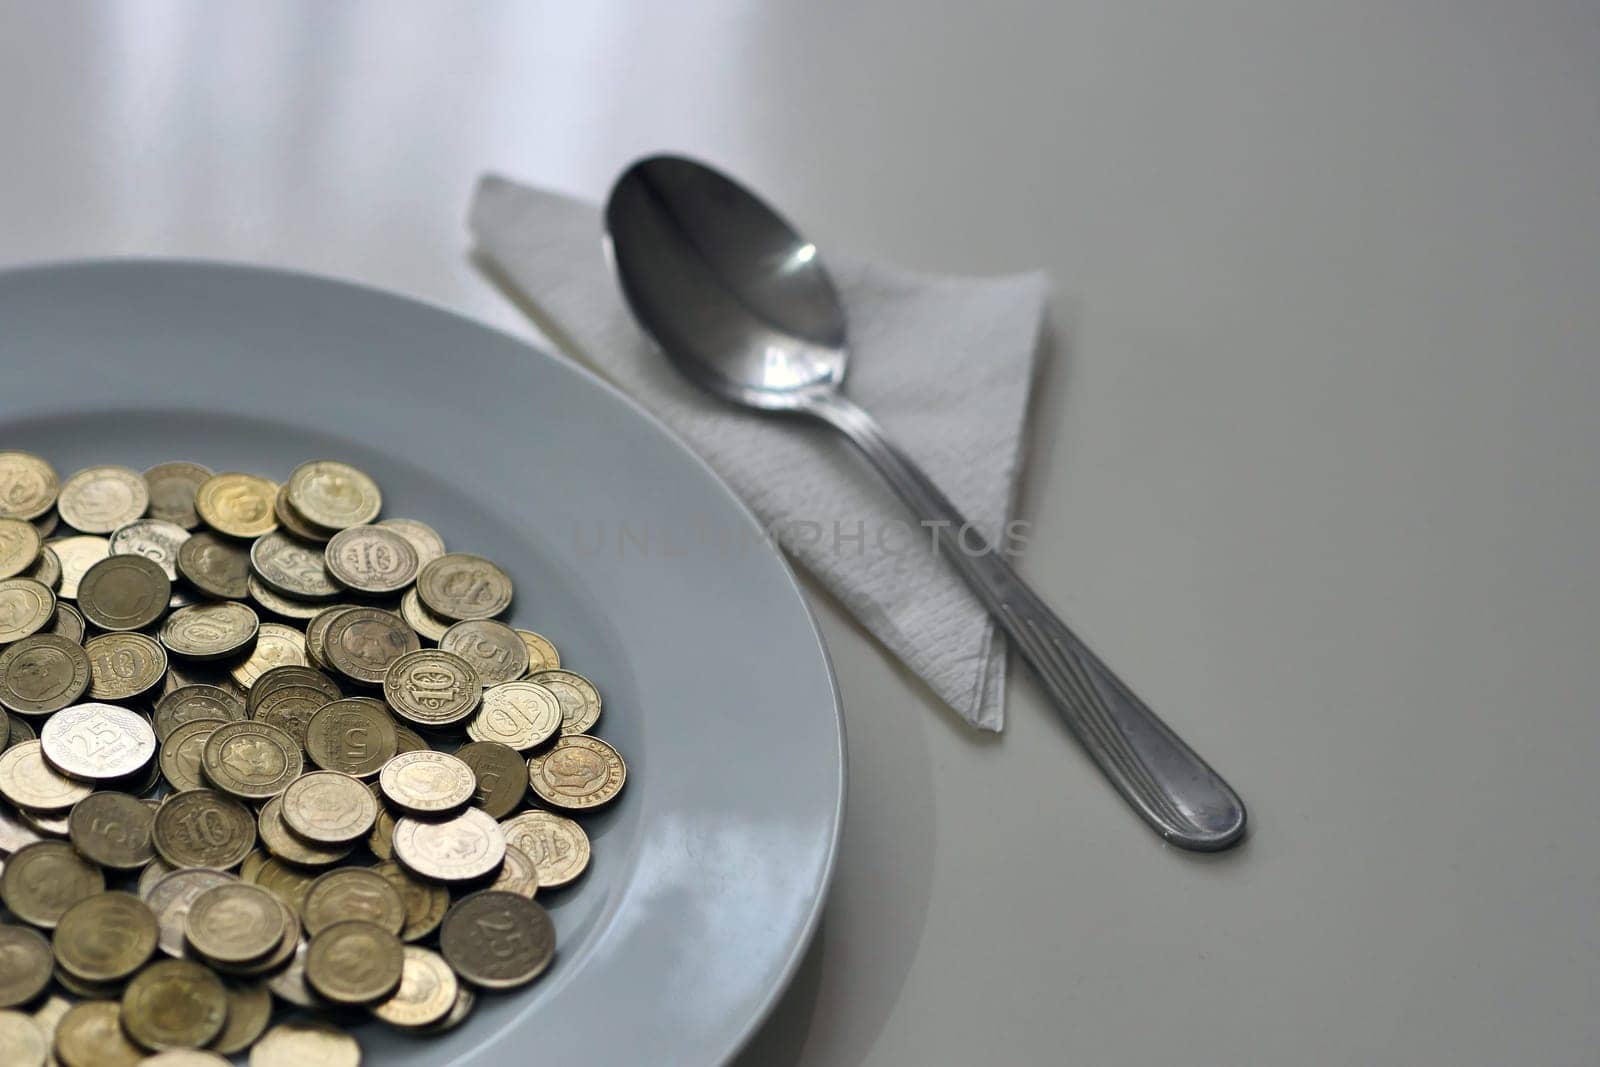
[[3, 3, 1598, 1064]]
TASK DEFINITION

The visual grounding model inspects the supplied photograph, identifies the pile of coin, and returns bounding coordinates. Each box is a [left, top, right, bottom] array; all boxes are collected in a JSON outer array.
[[0, 454, 625, 1067]]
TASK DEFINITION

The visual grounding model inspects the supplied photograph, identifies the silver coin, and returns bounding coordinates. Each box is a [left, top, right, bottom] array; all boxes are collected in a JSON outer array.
[[108, 518, 192, 580], [39, 702, 156, 781]]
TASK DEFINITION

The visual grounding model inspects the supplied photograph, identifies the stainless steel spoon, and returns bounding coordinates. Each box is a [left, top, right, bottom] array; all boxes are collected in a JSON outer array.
[[604, 155, 1246, 851]]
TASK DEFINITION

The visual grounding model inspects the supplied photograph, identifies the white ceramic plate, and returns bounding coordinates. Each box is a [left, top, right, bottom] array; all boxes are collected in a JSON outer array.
[[0, 260, 845, 1065]]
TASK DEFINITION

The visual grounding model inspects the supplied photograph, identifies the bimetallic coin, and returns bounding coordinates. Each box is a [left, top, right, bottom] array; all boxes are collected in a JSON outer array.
[[229, 622, 306, 689], [379, 750, 476, 815], [438, 619, 528, 686], [157, 601, 259, 663], [0, 841, 104, 928], [382, 648, 479, 727], [67, 792, 156, 869], [52, 891, 158, 982], [0, 634, 91, 714], [488, 844, 540, 898], [84, 632, 166, 701], [158, 720, 222, 792], [184, 883, 286, 965], [273, 483, 328, 543], [392, 807, 506, 883], [501, 809, 591, 889], [151, 789, 256, 870], [255, 796, 351, 866], [201, 721, 302, 800], [249, 530, 340, 600], [515, 629, 560, 673], [305, 920, 404, 1006], [247, 665, 341, 749], [0, 453, 58, 522], [41, 703, 156, 781], [529, 734, 627, 811], [22, 546, 59, 592], [304, 698, 398, 779], [466, 680, 561, 751], [154, 684, 245, 742], [0, 925, 52, 1007], [371, 945, 457, 1027], [121, 958, 227, 1051], [399, 587, 450, 642], [529, 668, 603, 734], [209, 978, 272, 1055], [300, 868, 405, 937], [45, 536, 108, 600], [249, 1022, 361, 1067], [0, 742, 93, 813], [456, 741, 531, 819], [324, 525, 417, 595], [52, 1001, 143, 1067], [107, 518, 190, 580], [176, 532, 250, 599], [377, 518, 445, 567], [438, 890, 555, 990], [284, 461, 382, 533], [245, 576, 324, 621], [321, 606, 418, 686], [280, 771, 376, 844], [416, 553, 513, 621], [0, 518, 41, 580], [0, 579, 55, 645], [142, 463, 213, 530], [194, 473, 278, 539], [0, 1010, 46, 1067], [56, 466, 148, 535], [303, 605, 355, 669], [372, 861, 450, 943]]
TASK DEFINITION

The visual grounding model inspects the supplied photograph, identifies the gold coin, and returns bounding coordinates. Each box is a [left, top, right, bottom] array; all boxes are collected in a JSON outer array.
[[0, 925, 52, 1006], [67, 792, 156, 869], [175, 532, 250, 600], [158, 720, 223, 792], [53, 1001, 143, 1067], [107, 518, 190, 580], [199, 893, 300, 980], [398, 587, 450, 641], [77, 555, 169, 631], [438, 890, 554, 990], [376, 517, 445, 567], [256, 795, 351, 866], [194, 473, 278, 539], [305, 919, 403, 1006], [514, 629, 560, 673], [153, 684, 245, 742], [0, 519, 41, 581], [163, 659, 246, 701], [466, 680, 561, 751], [56, 466, 148, 535], [209, 978, 271, 1054], [237, 849, 268, 883], [416, 553, 512, 621], [0, 741, 93, 813], [0, 634, 90, 714], [184, 883, 286, 964], [251, 857, 318, 919], [159, 601, 259, 661], [46, 535, 108, 600], [302, 605, 355, 669], [528, 668, 603, 734], [378, 750, 476, 815], [142, 462, 213, 530], [22, 545, 60, 591], [284, 461, 382, 533], [249, 530, 340, 600], [0, 1008, 46, 1067], [413, 983, 475, 1034], [246, 666, 341, 749], [272, 483, 329, 543], [300, 868, 404, 937], [370, 945, 457, 1028], [50, 963, 122, 1000], [320, 606, 418, 685], [392, 807, 506, 883], [438, 618, 527, 686], [246, 575, 324, 620], [40, 703, 156, 781], [228, 622, 306, 689], [0, 841, 104, 928], [304, 698, 397, 778], [121, 958, 227, 1050], [142, 1050, 233, 1067], [371, 860, 450, 943], [200, 720, 302, 800], [52, 891, 158, 982], [0, 578, 55, 644], [367, 783, 398, 860], [248, 1022, 360, 1067], [324, 525, 418, 595], [488, 843, 540, 898], [151, 789, 256, 869], [501, 809, 591, 889], [143, 868, 238, 958], [0, 453, 58, 522], [528, 734, 627, 811], [382, 648, 479, 728], [280, 770, 376, 844], [84, 631, 166, 701], [456, 741, 530, 819]]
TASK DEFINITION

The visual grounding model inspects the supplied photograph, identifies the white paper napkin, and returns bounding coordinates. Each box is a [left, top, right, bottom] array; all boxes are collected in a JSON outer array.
[[468, 174, 1048, 731]]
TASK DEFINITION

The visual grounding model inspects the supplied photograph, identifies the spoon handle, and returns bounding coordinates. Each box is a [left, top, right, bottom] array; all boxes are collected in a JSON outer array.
[[807, 392, 1246, 851]]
